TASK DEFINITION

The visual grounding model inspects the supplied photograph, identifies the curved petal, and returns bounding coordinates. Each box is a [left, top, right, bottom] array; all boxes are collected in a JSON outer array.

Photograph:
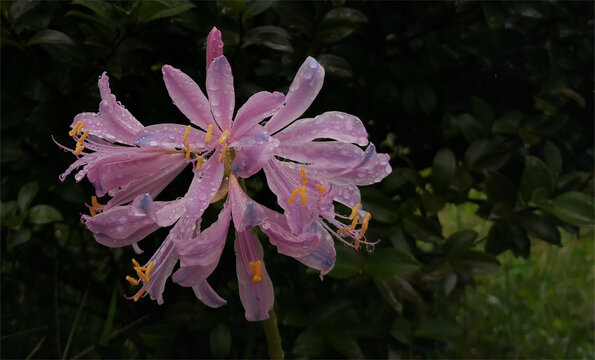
[[134, 123, 208, 149], [193, 281, 227, 308], [230, 127, 279, 178], [273, 111, 369, 146], [235, 230, 274, 321], [274, 141, 363, 177], [231, 91, 285, 140], [265, 57, 325, 134], [72, 73, 144, 145], [142, 235, 179, 305], [206, 27, 224, 69], [294, 222, 336, 277], [162, 65, 221, 133], [206, 56, 234, 131], [329, 144, 392, 186]]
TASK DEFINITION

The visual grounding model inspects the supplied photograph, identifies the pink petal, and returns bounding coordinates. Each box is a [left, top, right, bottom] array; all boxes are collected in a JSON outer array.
[[142, 235, 179, 305], [71, 73, 144, 145], [230, 127, 278, 178], [135, 124, 209, 149], [206, 56, 234, 131], [264, 57, 325, 134], [235, 230, 274, 321], [294, 223, 336, 277], [332, 184, 361, 209], [184, 151, 225, 219], [206, 27, 224, 70], [329, 144, 392, 186], [274, 111, 369, 146], [192, 281, 227, 308], [162, 65, 221, 133], [275, 141, 363, 177], [231, 91, 285, 140]]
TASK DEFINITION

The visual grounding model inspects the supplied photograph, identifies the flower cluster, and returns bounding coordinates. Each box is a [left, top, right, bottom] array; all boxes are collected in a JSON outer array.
[[57, 27, 391, 321]]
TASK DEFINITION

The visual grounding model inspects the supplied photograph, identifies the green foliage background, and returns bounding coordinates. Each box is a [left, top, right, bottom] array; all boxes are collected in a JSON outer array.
[[1, 0, 593, 358]]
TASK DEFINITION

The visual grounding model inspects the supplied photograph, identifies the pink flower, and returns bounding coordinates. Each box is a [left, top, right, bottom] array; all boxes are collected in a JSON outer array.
[[59, 27, 391, 320]]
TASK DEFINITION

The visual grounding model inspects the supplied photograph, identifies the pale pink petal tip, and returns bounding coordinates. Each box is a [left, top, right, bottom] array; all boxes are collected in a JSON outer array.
[[206, 27, 224, 69]]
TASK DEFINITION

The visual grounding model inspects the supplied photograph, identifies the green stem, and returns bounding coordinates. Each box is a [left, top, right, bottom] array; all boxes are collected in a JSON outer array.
[[262, 308, 284, 360]]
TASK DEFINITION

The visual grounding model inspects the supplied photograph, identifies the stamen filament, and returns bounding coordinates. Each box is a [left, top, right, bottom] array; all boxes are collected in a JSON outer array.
[[218, 130, 229, 144], [205, 124, 213, 143], [218, 144, 228, 162], [349, 203, 361, 220]]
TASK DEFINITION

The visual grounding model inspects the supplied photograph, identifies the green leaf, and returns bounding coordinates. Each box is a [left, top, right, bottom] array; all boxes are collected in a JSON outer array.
[[417, 83, 436, 116], [451, 113, 489, 143], [139, 0, 195, 23], [471, 96, 494, 124], [485, 171, 517, 206], [390, 318, 412, 344], [18, 181, 38, 213], [537, 191, 594, 227], [242, 0, 275, 23], [432, 148, 456, 193], [28, 204, 63, 224], [293, 329, 325, 357], [1, 201, 18, 222], [322, 7, 368, 23], [317, 54, 352, 78], [273, 2, 313, 35], [315, 8, 367, 44], [520, 155, 555, 203], [486, 221, 530, 258], [415, 319, 459, 340], [518, 213, 561, 246], [53, 223, 70, 247], [9, 0, 38, 20], [450, 250, 500, 274], [27, 30, 75, 46], [464, 139, 511, 173], [544, 141, 563, 176], [7, 228, 31, 251], [243, 26, 293, 52], [445, 230, 477, 253], [99, 286, 118, 345], [481, 2, 504, 28], [373, 277, 403, 313], [492, 111, 522, 135], [364, 248, 419, 278], [421, 192, 446, 214], [402, 216, 443, 242], [72, 0, 117, 21], [327, 246, 360, 279], [209, 322, 231, 358], [327, 332, 363, 359]]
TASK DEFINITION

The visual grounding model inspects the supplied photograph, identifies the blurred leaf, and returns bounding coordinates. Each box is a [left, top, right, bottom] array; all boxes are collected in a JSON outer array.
[[415, 319, 459, 340], [18, 181, 38, 213], [243, 26, 293, 52], [27, 29, 75, 46], [518, 213, 561, 245], [364, 248, 419, 277], [520, 155, 555, 203], [451, 113, 489, 143], [486, 220, 530, 258], [7, 228, 31, 251], [361, 188, 399, 223], [417, 83, 436, 116], [327, 246, 360, 279], [317, 54, 352, 78], [139, 325, 176, 349], [481, 2, 504, 28], [293, 329, 325, 357], [53, 223, 70, 247], [327, 332, 363, 359], [537, 191, 594, 227], [492, 111, 522, 135], [72, 0, 116, 22], [485, 171, 517, 206], [544, 141, 562, 175], [273, 2, 313, 34], [1, 200, 18, 222], [99, 286, 118, 346], [421, 192, 446, 214], [471, 96, 494, 124], [432, 148, 456, 193], [9, 0, 38, 21], [534, 96, 557, 116], [402, 216, 443, 242], [209, 322, 231, 358], [322, 7, 368, 23], [315, 8, 367, 43], [450, 250, 500, 274], [373, 277, 402, 313], [28, 204, 63, 224], [445, 230, 478, 253], [242, 0, 275, 23], [464, 139, 511, 172], [139, 0, 195, 23], [390, 318, 411, 344]]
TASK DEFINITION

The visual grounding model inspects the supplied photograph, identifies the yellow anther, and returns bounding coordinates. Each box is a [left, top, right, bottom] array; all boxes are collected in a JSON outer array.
[[135, 267, 149, 284], [133, 288, 145, 302], [77, 129, 90, 145], [354, 239, 361, 250], [300, 167, 307, 186], [351, 215, 360, 230], [73, 144, 85, 156], [91, 196, 104, 209], [126, 275, 139, 286], [182, 125, 191, 143], [249, 260, 263, 283], [89, 208, 97, 217], [196, 156, 204, 169], [349, 203, 361, 220], [337, 227, 351, 235], [218, 144, 228, 162], [315, 184, 326, 194], [132, 258, 141, 268], [359, 213, 371, 240], [218, 130, 229, 144], [68, 121, 82, 136], [288, 187, 306, 205], [77, 119, 86, 135], [205, 124, 213, 143], [144, 262, 154, 280], [185, 145, 191, 160]]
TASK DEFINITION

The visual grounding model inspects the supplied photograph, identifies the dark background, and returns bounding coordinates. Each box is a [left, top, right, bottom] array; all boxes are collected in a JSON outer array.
[[1, 1, 593, 358]]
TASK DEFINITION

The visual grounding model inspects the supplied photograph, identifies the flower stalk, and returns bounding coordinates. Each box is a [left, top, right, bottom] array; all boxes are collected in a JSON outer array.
[[262, 308, 284, 360]]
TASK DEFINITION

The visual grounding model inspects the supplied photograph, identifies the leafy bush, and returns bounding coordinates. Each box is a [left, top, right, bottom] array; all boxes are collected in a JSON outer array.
[[1, 1, 592, 358]]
